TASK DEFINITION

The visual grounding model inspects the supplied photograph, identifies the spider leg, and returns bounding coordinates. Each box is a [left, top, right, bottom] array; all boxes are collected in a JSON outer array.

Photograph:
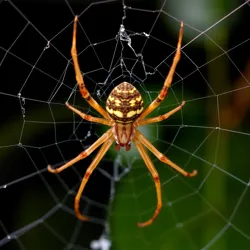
[[136, 101, 185, 126], [135, 131, 197, 177], [48, 129, 113, 174], [66, 102, 113, 126], [133, 139, 162, 227], [71, 16, 109, 119], [74, 137, 114, 221], [137, 22, 184, 121]]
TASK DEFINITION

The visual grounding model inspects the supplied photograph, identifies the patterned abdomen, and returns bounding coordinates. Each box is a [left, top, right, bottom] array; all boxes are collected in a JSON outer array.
[[106, 82, 144, 123]]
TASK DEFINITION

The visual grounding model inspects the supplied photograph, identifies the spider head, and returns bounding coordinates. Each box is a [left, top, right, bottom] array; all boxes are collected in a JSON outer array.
[[106, 82, 144, 123]]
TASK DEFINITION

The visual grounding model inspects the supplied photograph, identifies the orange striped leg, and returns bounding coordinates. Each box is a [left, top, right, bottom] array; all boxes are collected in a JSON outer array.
[[135, 131, 197, 177], [138, 22, 184, 121], [133, 139, 162, 227], [74, 137, 114, 221], [71, 16, 109, 119], [66, 102, 113, 126], [48, 129, 113, 174], [136, 101, 185, 126]]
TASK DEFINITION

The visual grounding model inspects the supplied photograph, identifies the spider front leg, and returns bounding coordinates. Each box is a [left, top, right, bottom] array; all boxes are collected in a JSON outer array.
[[135, 131, 197, 177], [48, 130, 114, 221], [48, 129, 113, 174], [138, 21, 184, 121], [71, 16, 109, 119], [74, 137, 114, 220], [133, 139, 162, 227]]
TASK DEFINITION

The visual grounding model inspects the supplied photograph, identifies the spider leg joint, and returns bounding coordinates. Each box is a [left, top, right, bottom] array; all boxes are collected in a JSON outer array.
[[154, 176, 160, 182]]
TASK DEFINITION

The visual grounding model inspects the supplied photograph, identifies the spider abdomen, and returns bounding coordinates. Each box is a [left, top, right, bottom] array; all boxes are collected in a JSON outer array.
[[106, 82, 144, 123]]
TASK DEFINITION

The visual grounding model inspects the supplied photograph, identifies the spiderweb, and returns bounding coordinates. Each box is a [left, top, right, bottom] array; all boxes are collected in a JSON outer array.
[[1, 0, 250, 249]]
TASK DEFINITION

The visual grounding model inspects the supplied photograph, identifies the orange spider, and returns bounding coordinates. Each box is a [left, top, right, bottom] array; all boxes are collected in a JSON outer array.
[[48, 16, 197, 227]]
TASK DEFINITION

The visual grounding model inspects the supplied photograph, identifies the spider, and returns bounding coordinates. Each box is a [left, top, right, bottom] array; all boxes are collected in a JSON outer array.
[[48, 16, 197, 227]]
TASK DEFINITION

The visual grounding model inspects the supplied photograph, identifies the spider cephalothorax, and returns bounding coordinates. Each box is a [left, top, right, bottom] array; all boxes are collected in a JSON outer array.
[[106, 82, 144, 150], [48, 16, 197, 228]]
